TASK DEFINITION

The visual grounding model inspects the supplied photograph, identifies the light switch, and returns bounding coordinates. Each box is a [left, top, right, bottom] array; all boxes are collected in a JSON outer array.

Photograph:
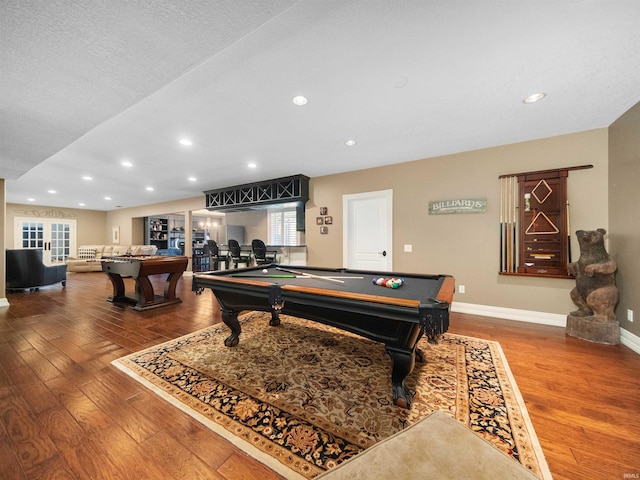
[[404, 244, 412, 252]]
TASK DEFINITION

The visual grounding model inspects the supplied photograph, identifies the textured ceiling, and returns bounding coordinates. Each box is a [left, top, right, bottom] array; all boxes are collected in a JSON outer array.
[[1, 0, 639, 210]]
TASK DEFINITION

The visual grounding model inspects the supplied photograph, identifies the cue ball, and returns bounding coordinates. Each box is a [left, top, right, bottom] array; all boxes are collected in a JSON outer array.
[[262, 269, 268, 273]]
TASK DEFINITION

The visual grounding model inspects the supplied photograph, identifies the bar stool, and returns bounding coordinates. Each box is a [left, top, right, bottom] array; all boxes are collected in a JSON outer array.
[[251, 239, 277, 265], [228, 239, 251, 268], [207, 240, 228, 270]]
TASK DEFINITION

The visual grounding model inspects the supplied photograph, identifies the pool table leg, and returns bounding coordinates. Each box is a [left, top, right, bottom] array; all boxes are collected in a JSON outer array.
[[221, 309, 241, 347], [386, 347, 416, 409], [269, 310, 281, 326]]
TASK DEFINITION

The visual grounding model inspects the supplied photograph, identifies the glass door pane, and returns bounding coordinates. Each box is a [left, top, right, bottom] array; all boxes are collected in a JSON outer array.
[[15, 217, 76, 265], [21, 221, 44, 249], [50, 223, 69, 264]]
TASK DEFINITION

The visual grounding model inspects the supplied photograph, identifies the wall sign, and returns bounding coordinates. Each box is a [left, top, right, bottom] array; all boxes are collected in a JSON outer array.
[[428, 198, 486, 215]]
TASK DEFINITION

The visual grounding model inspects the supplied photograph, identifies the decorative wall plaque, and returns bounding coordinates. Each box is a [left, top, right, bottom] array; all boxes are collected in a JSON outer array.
[[428, 198, 486, 215]]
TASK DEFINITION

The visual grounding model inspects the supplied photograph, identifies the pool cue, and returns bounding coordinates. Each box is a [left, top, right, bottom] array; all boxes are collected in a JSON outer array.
[[506, 177, 512, 272], [566, 200, 572, 263], [276, 267, 345, 284], [499, 177, 504, 272], [324, 276, 364, 279], [512, 176, 518, 272], [230, 274, 295, 278], [230, 274, 364, 279]]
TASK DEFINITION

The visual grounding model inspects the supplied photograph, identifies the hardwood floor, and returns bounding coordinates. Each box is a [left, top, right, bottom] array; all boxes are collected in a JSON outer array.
[[1, 272, 639, 479]]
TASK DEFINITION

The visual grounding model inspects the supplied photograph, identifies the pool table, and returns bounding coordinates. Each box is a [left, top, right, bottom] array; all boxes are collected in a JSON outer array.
[[193, 264, 455, 408]]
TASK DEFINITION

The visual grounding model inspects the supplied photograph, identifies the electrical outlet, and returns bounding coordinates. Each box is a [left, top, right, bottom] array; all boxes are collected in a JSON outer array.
[[404, 244, 412, 252], [628, 309, 634, 323], [459, 285, 465, 294]]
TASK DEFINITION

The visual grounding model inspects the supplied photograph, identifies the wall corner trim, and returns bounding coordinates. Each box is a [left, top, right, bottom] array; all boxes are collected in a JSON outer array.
[[0, 298, 9, 308]]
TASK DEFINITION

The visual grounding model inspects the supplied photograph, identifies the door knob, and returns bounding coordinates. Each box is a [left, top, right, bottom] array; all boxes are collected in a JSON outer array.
[[380, 250, 387, 256]]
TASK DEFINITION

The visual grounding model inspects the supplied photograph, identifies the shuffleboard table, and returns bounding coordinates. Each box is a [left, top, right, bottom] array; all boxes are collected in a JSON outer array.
[[101, 255, 188, 310], [193, 264, 454, 408]]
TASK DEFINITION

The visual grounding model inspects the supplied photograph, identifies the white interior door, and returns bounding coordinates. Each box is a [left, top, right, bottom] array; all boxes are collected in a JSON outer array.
[[14, 217, 77, 265], [343, 189, 393, 271]]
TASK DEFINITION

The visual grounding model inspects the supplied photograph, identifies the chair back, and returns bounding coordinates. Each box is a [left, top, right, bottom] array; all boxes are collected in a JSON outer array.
[[228, 239, 241, 257], [251, 239, 267, 260], [6, 249, 45, 287], [207, 240, 220, 256], [6, 248, 66, 289]]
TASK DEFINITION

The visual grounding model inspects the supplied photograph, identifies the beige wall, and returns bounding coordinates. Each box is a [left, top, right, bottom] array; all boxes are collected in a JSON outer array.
[[5, 203, 107, 249], [609, 102, 640, 336], [105, 196, 205, 246], [226, 210, 268, 244], [306, 129, 609, 316]]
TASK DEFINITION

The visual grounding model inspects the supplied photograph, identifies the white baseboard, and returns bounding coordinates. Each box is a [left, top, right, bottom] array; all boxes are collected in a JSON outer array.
[[0, 297, 9, 308], [621, 328, 640, 354], [451, 302, 567, 327], [451, 301, 640, 355]]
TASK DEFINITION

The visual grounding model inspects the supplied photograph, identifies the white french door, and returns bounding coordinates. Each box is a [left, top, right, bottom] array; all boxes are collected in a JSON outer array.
[[14, 217, 77, 265], [343, 189, 393, 271]]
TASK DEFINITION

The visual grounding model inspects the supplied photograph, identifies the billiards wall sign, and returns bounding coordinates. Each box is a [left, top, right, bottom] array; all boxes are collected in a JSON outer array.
[[428, 198, 487, 215]]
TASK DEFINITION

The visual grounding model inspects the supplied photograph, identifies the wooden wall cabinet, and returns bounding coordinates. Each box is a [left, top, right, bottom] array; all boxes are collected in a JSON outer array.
[[517, 171, 568, 276], [500, 164, 591, 278]]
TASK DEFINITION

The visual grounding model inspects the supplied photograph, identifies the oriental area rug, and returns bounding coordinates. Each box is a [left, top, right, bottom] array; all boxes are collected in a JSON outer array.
[[112, 312, 551, 480]]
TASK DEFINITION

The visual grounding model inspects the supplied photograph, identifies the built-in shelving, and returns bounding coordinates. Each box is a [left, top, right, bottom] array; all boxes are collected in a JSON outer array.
[[148, 217, 168, 249]]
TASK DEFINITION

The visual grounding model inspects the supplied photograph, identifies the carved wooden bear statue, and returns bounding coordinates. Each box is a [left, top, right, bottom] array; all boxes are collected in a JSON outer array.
[[568, 229, 618, 322]]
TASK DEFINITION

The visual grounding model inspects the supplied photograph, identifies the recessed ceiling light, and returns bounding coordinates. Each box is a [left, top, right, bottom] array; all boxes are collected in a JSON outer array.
[[179, 138, 193, 146], [104, 196, 112, 200], [82, 175, 93, 181], [48, 189, 57, 194], [146, 186, 154, 191], [79, 202, 85, 206], [188, 176, 197, 182], [27, 198, 35, 202], [344, 139, 357, 147], [523, 93, 546, 104], [292, 95, 308, 106], [248, 162, 257, 169], [121, 160, 133, 167]]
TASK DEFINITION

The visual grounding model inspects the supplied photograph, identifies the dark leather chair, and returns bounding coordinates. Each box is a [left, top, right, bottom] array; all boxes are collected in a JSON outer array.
[[206, 240, 228, 270], [251, 239, 277, 265], [227, 239, 251, 268], [5, 249, 67, 291]]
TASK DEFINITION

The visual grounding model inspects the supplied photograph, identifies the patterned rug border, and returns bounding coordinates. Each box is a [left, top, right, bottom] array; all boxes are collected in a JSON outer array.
[[112, 315, 551, 480], [486, 339, 552, 480], [112, 350, 307, 480]]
